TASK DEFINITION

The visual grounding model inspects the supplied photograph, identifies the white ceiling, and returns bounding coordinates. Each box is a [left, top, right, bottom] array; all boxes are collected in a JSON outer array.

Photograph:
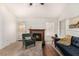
[[4, 3, 66, 18], [1, 3, 79, 19]]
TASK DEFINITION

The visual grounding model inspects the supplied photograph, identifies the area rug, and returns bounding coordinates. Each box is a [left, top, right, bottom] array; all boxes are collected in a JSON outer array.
[[16, 41, 43, 56]]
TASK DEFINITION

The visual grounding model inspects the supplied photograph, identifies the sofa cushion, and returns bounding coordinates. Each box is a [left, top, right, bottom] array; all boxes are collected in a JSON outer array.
[[72, 36, 79, 48], [57, 35, 72, 46], [56, 43, 79, 56]]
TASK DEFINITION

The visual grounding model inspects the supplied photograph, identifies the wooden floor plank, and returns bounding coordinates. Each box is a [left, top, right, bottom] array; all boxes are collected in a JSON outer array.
[[0, 41, 60, 56], [42, 44, 60, 56]]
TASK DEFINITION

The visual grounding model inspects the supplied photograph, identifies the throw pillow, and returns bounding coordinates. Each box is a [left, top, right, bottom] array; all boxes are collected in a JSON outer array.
[[57, 35, 72, 46], [72, 36, 79, 48], [25, 37, 31, 40]]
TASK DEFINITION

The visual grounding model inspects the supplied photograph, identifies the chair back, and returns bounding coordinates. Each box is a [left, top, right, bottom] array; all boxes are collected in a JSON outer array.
[[22, 33, 31, 40], [55, 34, 58, 37]]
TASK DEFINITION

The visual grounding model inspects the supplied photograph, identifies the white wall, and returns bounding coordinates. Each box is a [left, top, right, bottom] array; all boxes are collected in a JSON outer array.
[[66, 30, 79, 37], [66, 19, 79, 37], [0, 5, 17, 49], [25, 17, 58, 33], [25, 18, 46, 29], [59, 20, 66, 37], [0, 12, 3, 49], [59, 4, 79, 20], [59, 19, 79, 37]]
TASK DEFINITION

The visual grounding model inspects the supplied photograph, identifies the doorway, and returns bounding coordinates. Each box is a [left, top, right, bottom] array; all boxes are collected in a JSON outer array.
[[17, 20, 26, 40]]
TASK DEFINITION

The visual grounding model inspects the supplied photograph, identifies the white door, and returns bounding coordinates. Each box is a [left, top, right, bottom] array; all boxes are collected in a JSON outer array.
[[17, 20, 26, 40], [59, 20, 66, 37], [45, 22, 54, 42]]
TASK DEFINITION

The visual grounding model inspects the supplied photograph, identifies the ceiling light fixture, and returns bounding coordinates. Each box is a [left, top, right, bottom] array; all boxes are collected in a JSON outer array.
[[40, 3, 44, 5], [29, 3, 32, 6]]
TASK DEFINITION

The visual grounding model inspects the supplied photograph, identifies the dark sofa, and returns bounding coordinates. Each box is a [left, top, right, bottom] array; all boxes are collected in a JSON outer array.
[[55, 36, 79, 56]]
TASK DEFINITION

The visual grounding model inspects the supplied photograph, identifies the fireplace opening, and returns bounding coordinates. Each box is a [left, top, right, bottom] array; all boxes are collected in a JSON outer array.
[[33, 33, 41, 41]]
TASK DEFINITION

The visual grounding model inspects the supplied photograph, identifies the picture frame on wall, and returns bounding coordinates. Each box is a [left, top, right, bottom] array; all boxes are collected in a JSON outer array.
[[69, 16, 79, 29], [67, 16, 79, 31]]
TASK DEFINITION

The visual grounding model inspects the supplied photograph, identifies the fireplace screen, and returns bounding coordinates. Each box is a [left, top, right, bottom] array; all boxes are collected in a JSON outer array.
[[33, 33, 41, 41]]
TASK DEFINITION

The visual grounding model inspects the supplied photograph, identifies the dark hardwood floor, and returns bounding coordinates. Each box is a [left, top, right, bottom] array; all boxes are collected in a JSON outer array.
[[0, 41, 60, 56], [42, 44, 60, 56]]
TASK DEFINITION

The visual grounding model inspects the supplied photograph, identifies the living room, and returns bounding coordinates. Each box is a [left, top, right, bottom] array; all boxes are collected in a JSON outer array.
[[0, 3, 79, 56]]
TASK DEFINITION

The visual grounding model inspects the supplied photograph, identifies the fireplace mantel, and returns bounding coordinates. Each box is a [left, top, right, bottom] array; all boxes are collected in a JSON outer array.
[[29, 29, 45, 31]]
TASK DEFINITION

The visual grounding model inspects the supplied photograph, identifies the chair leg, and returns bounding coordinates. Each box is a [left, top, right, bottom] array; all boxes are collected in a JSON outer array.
[[34, 42, 36, 46]]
